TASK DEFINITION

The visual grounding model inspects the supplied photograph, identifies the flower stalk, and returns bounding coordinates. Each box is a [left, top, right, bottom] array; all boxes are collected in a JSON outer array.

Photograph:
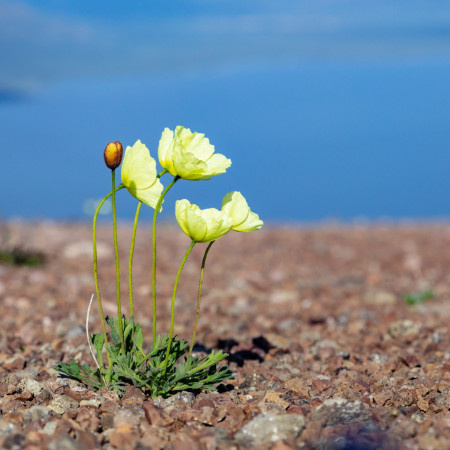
[[128, 201, 142, 318], [151, 175, 179, 344], [163, 240, 196, 374], [92, 184, 124, 366], [189, 240, 215, 358], [111, 169, 125, 354]]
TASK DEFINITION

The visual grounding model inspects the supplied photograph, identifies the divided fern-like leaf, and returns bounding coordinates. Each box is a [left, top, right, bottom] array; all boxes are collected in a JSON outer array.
[[55, 316, 234, 398]]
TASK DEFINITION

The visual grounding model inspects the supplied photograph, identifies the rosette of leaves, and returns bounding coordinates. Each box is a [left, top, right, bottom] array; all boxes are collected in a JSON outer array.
[[55, 316, 233, 398]]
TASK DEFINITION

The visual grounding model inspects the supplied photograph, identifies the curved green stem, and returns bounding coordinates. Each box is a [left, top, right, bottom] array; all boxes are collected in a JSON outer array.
[[151, 175, 180, 345], [157, 168, 168, 178], [128, 201, 142, 318], [188, 241, 215, 358], [111, 170, 125, 354], [163, 240, 196, 374], [93, 184, 124, 366]]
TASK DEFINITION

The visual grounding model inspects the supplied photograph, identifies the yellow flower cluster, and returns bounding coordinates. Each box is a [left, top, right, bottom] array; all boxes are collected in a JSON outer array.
[[158, 126, 231, 180], [115, 126, 263, 241], [175, 192, 263, 243]]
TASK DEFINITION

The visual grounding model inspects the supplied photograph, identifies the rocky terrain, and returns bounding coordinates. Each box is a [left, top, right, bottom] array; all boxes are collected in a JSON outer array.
[[0, 221, 449, 449]]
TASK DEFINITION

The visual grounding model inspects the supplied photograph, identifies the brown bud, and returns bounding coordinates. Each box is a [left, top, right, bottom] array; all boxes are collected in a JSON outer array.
[[103, 141, 123, 170]]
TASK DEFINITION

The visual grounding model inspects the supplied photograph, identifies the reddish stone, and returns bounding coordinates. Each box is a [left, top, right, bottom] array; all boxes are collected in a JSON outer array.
[[109, 425, 140, 450], [75, 407, 101, 432], [75, 430, 100, 449], [143, 402, 174, 427], [3, 356, 26, 372], [286, 405, 304, 415]]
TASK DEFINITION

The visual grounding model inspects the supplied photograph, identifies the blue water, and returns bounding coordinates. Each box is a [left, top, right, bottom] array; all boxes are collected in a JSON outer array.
[[1, 60, 449, 222]]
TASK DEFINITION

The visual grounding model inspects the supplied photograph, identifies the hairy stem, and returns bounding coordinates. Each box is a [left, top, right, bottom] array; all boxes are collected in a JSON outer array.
[[157, 169, 168, 179], [111, 170, 125, 354], [128, 201, 142, 318], [93, 184, 124, 366], [188, 241, 215, 358], [151, 175, 180, 345], [163, 240, 196, 374]]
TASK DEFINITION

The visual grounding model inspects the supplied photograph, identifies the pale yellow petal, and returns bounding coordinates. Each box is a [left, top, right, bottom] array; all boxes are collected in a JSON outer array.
[[185, 212, 208, 242], [185, 133, 214, 161], [176, 200, 207, 241], [158, 126, 230, 180], [158, 128, 176, 176], [121, 140, 157, 190], [175, 199, 232, 242], [175, 126, 193, 141], [202, 209, 233, 241], [233, 210, 263, 232], [222, 191, 263, 232], [205, 153, 232, 176], [126, 178, 164, 210], [221, 191, 250, 227], [172, 145, 209, 180], [175, 200, 193, 237]]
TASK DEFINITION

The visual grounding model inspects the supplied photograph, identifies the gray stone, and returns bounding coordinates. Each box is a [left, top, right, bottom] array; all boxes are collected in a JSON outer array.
[[55, 318, 80, 337], [365, 289, 397, 305], [42, 421, 59, 436], [48, 395, 79, 415], [12, 368, 39, 379], [40, 343, 56, 355], [18, 378, 51, 397], [79, 396, 104, 408], [153, 391, 196, 412], [113, 406, 143, 429], [1, 433, 26, 450], [65, 326, 85, 340], [311, 339, 338, 356], [388, 320, 421, 338], [0, 419, 20, 437], [48, 433, 84, 450], [63, 240, 111, 260], [55, 376, 86, 390], [235, 413, 305, 446], [431, 331, 444, 344], [23, 405, 51, 424], [310, 398, 370, 426]]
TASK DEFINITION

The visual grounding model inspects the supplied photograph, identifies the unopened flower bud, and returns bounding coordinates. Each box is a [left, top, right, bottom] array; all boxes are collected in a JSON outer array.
[[104, 141, 123, 170]]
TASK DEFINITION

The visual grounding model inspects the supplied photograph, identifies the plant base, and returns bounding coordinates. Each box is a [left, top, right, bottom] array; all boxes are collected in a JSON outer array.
[[55, 316, 233, 398]]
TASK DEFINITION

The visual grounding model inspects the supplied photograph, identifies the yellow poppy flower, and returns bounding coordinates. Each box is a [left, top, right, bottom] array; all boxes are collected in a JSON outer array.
[[175, 199, 233, 243], [221, 191, 263, 232], [121, 140, 164, 209], [158, 126, 231, 180]]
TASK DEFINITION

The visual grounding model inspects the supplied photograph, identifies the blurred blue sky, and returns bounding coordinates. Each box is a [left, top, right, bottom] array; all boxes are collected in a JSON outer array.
[[1, 0, 450, 222]]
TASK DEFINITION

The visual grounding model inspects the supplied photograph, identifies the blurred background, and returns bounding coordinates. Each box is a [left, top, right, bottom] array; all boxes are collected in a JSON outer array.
[[1, 0, 449, 223]]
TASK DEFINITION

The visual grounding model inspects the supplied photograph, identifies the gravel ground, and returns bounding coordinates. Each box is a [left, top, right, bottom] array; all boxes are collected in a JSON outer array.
[[0, 221, 450, 449]]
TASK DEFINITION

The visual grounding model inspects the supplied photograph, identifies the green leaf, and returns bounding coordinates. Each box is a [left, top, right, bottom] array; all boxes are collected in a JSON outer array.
[[91, 333, 105, 366], [404, 289, 435, 306], [133, 323, 144, 350], [55, 324, 234, 398]]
